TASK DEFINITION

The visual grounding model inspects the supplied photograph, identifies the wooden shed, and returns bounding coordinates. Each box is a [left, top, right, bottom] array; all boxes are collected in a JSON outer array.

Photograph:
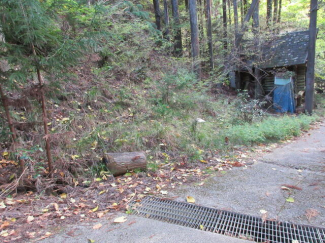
[[233, 30, 311, 110]]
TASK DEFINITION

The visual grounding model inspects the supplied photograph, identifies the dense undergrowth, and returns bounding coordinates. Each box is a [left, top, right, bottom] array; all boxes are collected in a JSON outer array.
[[0, 0, 324, 194]]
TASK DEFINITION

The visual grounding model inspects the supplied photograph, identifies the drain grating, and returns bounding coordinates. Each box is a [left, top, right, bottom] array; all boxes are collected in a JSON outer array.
[[130, 197, 325, 243]]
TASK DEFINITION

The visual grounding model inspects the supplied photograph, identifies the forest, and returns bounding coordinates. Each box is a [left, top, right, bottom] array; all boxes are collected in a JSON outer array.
[[0, 0, 324, 241]]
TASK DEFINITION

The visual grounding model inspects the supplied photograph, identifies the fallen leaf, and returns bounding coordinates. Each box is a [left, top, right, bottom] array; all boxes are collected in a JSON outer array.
[[91, 206, 99, 212], [0, 221, 10, 230], [281, 186, 291, 191], [200, 225, 204, 230], [93, 223, 102, 230], [260, 209, 267, 214], [27, 216, 34, 223], [53, 203, 59, 211], [5, 198, 15, 205], [114, 216, 127, 223], [282, 184, 302, 190], [70, 198, 76, 203], [97, 212, 104, 218], [36, 232, 52, 240], [286, 197, 295, 203], [88, 239, 95, 243], [99, 190, 106, 195], [305, 209, 319, 222], [160, 190, 168, 195], [60, 216, 65, 219], [60, 193, 67, 199], [0, 230, 8, 237], [186, 196, 195, 203], [232, 161, 244, 167], [0, 201, 6, 209]]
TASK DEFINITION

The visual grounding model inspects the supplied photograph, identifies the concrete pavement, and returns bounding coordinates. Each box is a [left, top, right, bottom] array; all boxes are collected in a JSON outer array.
[[40, 122, 325, 242]]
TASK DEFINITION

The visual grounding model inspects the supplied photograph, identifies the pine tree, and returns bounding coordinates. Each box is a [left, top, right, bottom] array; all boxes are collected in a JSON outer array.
[[0, 0, 83, 176]]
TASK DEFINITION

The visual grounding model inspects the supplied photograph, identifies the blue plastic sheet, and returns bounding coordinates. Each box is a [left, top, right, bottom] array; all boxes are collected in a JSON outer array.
[[273, 83, 295, 113]]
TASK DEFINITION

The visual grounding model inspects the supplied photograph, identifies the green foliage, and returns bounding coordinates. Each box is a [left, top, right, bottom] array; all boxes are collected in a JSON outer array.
[[233, 92, 267, 124], [222, 115, 317, 146]]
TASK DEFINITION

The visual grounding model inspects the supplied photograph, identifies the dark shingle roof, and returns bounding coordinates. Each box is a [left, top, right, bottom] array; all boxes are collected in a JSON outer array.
[[258, 30, 310, 68]]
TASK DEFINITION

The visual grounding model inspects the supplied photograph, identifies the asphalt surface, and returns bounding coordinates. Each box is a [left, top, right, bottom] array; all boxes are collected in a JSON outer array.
[[40, 122, 325, 243]]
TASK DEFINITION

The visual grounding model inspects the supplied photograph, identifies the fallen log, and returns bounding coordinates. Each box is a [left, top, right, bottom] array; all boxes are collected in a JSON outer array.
[[102, 152, 147, 176]]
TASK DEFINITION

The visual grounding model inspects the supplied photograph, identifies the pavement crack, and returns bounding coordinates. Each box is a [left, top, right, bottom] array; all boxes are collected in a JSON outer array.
[[258, 159, 325, 174]]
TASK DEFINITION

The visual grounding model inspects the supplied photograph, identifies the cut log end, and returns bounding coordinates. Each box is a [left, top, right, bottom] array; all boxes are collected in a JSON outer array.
[[103, 152, 147, 176]]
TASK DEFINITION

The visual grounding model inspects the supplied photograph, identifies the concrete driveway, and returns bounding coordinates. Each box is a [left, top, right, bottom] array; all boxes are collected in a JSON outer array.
[[40, 122, 325, 242]]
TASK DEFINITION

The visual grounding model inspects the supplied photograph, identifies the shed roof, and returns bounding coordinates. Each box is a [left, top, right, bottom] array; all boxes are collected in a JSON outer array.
[[258, 30, 310, 68]]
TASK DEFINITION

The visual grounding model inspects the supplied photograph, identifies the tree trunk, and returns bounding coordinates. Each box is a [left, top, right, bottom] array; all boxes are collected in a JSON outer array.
[[233, 0, 239, 42], [273, 0, 278, 24], [189, 0, 200, 77], [198, 0, 205, 57], [171, 0, 182, 56], [206, 0, 213, 69], [240, 0, 244, 25], [305, 0, 318, 114], [163, 0, 170, 41], [222, 0, 228, 51], [185, 0, 189, 11], [277, 0, 282, 23], [235, 0, 259, 47], [253, 0, 262, 99], [153, 0, 161, 30], [267, 0, 273, 26], [103, 152, 147, 176], [227, 0, 232, 25], [37, 69, 53, 177], [32, 44, 53, 177]]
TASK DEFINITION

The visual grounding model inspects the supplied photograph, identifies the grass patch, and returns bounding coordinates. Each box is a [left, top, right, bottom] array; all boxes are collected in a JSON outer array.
[[222, 114, 318, 146]]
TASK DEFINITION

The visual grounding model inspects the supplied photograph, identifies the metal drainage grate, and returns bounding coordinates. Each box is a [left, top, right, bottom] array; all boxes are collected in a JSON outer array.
[[130, 197, 325, 243]]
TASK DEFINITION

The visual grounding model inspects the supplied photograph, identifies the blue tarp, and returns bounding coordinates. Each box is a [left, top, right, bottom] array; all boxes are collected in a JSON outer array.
[[273, 82, 295, 113]]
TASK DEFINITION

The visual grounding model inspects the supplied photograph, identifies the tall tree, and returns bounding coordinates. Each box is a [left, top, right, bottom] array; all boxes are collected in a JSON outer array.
[[233, 0, 239, 40], [267, 0, 273, 26], [0, 0, 83, 177], [222, 0, 228, 51], [305, 0, 318, 114], [206, 0, 213, 69], [240, 0, 244, 24], [273, 0, 278, 24], [252, 0, 262, 98], [153, 0, 161, 30], [227, 0, 232, 25], [198, 0, 205, 56], [235, 0, 259, 46], [163, 0, 170, 41], [277, 0, 282, 24], [171, 0, 182, 56], [189, 0, 200, 77]]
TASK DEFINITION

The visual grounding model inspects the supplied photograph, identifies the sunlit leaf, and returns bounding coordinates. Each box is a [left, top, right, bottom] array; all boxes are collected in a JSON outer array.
[[99, 190, 106, 195], [27, 216, 34, 223], [93, 223, 102, 229], [286, 197, 295, 203], [92, 206, 99, 212], [160, 190, 168, 195], [114, 216, 127, 223], [186, 196, 195, 203]]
